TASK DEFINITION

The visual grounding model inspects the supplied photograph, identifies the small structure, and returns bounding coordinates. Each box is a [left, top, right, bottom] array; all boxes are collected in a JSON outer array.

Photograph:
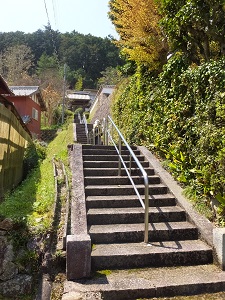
[[67, 91, 92, 112], [6, 86, 46, 138]]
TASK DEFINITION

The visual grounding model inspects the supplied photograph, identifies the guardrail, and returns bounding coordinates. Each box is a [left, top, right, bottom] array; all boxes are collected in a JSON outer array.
[[76, 114, 149, 242], [107, 116, 149, 243]]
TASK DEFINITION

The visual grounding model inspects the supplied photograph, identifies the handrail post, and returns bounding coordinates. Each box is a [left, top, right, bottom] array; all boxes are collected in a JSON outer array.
[[111, 123, 113, 143], [92, 128, 95, 145], [102, 118, 106, 145], [118, 135, 121, 176], [129, 154, 132, 175], [106, 117, 108, 145], [144, 178, 149, 244]]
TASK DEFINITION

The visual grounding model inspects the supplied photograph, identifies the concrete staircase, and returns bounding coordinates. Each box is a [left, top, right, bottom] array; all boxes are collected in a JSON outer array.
[[63, 143, 225, 300], [83, 144, 212, 271], [74, 123, 92, 144]]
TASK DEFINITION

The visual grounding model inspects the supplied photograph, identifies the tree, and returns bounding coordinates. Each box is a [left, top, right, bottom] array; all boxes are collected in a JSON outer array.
[[0, 44, 34, 85], [98, 66, 123, 86], [74, 76, 83, 91], [42, 83, 62, 127], [108, 0, 168, 70], [0, 28, 124, 89], [158, 0, 225, 63], [36, 54, 63, 126]]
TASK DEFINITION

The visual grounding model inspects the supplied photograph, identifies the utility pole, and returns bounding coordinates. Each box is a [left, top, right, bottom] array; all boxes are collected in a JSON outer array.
[[62, 63, 66, 124]]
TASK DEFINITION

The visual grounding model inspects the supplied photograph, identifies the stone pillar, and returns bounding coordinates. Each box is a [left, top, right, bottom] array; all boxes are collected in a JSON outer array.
[[66, 234, 91, 280], [213, 228, 225, 270]]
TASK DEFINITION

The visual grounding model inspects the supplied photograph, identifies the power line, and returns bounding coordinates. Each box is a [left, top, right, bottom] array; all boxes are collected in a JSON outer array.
[[52, 0, 58, 29], [43, 0, 51, 26], [43, 0, 60, 69]]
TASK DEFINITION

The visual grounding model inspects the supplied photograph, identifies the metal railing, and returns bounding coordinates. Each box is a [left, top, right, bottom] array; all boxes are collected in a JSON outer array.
[[99, 116, 149, 243], [77, 112, 90, 143], [76, 114, 149, 242]]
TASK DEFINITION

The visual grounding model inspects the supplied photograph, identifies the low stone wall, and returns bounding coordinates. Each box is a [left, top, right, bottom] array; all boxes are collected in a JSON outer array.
[[0, 219, 32, 298]]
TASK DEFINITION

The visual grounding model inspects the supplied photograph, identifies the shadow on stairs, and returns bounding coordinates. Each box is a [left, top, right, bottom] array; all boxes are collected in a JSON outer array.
[[62, 143, 225, 300]]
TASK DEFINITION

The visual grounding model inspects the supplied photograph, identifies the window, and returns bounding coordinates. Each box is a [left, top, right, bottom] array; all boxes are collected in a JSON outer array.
[[32, 108, 38, 120]]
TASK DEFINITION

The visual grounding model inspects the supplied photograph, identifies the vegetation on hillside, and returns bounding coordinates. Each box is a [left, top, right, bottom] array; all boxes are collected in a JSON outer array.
[[0, 27, 123, 89], [109, 0, 225, 223], [0, 118, 73, 233]]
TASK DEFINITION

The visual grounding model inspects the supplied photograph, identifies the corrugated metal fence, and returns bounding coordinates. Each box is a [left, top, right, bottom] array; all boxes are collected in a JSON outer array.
[[0, 100, 32, 198]]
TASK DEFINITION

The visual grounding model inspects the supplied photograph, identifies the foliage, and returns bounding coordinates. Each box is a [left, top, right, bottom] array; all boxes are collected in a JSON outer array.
[[158, 0, 225, 63], [74, 75, 83, 90], [98, 66, 124, 86], [0, 44, 34, 85], [23, 140, 47, 178], [112, 54, 225, 220], [0, 28, 123, 89], [109, 0, 168, 70]]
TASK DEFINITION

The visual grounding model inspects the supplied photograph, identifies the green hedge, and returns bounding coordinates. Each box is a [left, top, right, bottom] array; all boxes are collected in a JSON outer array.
[[112, 53, 225, 213]]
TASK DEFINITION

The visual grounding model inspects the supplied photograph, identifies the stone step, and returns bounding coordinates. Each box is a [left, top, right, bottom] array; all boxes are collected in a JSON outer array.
[[87, 206, 186, 225], [82, 144, 137, 151], [86, 194, 176, 209], [84, 175, 160, 186], [83, 167, 155, 177], [85, 183, 168, 196], [83, 154, 145, 161], [63, 264, 225, 300], [89, 221, 198, 244], [83, 160, 150, 168], [82, 148, 141, 156], [91, 240, 213, 270]]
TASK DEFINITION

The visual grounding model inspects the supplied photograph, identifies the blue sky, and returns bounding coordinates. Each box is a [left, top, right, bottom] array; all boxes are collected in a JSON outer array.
[[1, 0, 118, 38]]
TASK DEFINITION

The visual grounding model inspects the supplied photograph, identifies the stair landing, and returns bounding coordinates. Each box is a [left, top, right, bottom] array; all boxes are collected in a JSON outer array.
[[63, 265, 225, 300]]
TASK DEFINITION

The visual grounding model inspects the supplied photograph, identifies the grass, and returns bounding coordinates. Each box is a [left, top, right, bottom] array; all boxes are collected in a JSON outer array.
[[0, 118, 74, 234]]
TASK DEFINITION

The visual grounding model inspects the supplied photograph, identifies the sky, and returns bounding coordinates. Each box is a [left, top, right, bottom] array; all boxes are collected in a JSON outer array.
[[1, 0, 118, 38]]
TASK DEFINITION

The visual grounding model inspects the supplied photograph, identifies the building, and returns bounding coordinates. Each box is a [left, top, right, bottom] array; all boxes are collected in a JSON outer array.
[[66, 91, 93, 112], [6, 86, 46, 138]]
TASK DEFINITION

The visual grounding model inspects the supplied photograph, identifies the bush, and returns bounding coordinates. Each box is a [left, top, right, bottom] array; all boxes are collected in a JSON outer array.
[[112, 54, 225, 218], [23, 140, 47, 177]]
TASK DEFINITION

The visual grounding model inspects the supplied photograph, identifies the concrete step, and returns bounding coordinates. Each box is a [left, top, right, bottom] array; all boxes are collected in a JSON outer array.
[[85, 183, 168, 196], [83, 160, 150, 168], [87, 206, 186, 224], [83, 167, 155, 177], [84, 175, 160, 186], [82, 144, 137, 151], [91, 240, 213, 270], [63, 264, 225, 300], [83, 154, 145, 161], [82, 148, 141, 156], [86, 194, 176, 209], [89, 221, 198, 244]]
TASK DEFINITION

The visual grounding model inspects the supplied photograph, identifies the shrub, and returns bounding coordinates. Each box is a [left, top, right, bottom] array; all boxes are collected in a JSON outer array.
[[23, 140, 47, 177], [112, 54, 225, 219]]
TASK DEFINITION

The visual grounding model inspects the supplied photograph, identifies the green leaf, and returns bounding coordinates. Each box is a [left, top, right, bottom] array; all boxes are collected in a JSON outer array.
[[216, 193, 225, 207]]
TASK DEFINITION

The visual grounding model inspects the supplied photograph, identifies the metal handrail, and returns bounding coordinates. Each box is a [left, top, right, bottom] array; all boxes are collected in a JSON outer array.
[[78, 112, 82, 123], [104, 116, 149, 243], [82, 114, 89, 139]]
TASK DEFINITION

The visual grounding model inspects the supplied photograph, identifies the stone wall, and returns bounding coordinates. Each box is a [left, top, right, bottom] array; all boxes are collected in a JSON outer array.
[[90, 93, 113, 124], [0, 218, 32, 298]]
